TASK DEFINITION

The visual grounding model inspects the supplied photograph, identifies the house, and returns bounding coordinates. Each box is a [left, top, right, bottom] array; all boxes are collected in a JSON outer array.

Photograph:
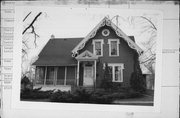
[[32, 17, 144, 91]]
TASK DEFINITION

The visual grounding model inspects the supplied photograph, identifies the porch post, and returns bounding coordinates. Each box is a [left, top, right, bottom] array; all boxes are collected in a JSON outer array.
[[77, 61, 80, 86], [64, 67, 67, 85], [44, 66, 47, 86], [54, 67, 58, 86], [34, 66, 37, 85], [94, 60, 97, 89]]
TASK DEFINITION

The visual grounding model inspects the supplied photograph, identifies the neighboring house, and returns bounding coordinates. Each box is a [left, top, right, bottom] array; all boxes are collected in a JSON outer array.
[[32, 17, 144, 91]]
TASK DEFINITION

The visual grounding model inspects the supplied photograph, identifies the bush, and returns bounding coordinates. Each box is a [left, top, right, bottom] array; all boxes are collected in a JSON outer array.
[[21, 87, 54, 100], [130, 72, 146, 93], [101, 63, 113, 90], [89, 89, 112, 104], [22, 87, 143, 103], [72, 88, 93, 103], [90, 94, 112, 104], [50, 90, 74, 103], [50, 88, 93, 103], [21, 76, 33, 92]]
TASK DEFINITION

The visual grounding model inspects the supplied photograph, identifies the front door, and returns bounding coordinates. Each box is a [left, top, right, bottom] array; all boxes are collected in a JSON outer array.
[[83, 66, 94, 86]]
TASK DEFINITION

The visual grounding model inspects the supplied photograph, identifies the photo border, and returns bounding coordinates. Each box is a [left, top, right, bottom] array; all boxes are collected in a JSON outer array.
[[12, 6, 163, 112]]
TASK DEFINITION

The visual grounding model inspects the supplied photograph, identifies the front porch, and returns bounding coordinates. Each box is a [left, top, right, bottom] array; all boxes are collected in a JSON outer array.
[[34, 66, 76, 91], [76, 50, 98, 89], [34, 50, 98, 91]]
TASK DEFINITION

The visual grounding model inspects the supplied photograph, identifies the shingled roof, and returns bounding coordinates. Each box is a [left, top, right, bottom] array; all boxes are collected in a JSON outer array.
[[33, 38, 83, 66], [33, 36, 136, 66]]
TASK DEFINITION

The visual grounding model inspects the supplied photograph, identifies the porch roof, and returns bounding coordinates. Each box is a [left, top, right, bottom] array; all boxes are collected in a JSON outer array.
[[75, 50, 98, 61], [33, 38, 83, 66]]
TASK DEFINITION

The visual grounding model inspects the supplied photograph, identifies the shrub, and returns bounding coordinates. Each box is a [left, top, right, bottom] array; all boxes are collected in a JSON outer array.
[[130, 72, 146, 93], [72, 88, 93, 103], [21, 87, 54, 100], [50, 90, 74, 103], [90, 93, 112, 104], [50, 88, 93, 103], [89, 90, 112, 104], [21, 76, 33, 92], [101, 63, 113, 90]]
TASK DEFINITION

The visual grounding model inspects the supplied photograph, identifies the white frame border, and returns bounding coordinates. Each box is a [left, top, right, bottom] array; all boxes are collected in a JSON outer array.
[[11, 6, 163, 113]]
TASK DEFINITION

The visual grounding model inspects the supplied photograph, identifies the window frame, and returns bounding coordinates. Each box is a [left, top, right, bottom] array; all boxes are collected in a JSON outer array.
[[108, 39, 120, 57], [92, 39, 104, 57], [35, 66, 76, 86], [108, 63, 124, 82]]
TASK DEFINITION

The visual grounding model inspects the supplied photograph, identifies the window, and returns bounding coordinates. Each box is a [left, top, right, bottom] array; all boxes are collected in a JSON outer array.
[[108, 63, 124, 82], [92, 39, 104, 56], [36, 66, 45, 85], [46, 67, 55, 85], [35, 66, 76, 86], [108, 39, 120, 56]]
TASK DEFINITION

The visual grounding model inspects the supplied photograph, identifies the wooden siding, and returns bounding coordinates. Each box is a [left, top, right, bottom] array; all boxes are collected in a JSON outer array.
[[79, 25, 136, 87]]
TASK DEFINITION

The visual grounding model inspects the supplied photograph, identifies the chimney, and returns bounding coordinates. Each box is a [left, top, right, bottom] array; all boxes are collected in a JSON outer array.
[[51, 34, 55, 39]]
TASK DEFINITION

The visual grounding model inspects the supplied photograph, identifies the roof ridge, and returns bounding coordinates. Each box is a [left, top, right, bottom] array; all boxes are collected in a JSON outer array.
[[51, 37, 84, 40]]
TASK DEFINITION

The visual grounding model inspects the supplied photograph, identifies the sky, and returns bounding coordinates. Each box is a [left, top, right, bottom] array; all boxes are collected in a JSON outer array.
[[22, 7, 158, 73]]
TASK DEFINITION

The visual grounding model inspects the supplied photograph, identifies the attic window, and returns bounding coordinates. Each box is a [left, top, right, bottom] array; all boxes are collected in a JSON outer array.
[[102, 29, 110, 37], [108, 39, 120, 56], [92, 39, 104, 56]]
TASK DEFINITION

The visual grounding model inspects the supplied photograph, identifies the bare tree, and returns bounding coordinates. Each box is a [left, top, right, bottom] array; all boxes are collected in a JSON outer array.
[[136, 16, 157, 76], [22, 12, 42, 57], [110, 15, 157, 90], [22, 12, 43, 77], [110, 15, 157, 74]]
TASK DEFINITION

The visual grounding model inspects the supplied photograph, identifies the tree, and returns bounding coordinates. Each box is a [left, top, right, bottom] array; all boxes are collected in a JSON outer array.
[[101, 63, 112, 90], [110, 15, 157, 89], [22, 12, 42, 57], [22, 12, 45, 78]]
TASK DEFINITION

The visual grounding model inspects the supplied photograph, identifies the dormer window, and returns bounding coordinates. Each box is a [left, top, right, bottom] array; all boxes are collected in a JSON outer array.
[[108, 39, 120, 56], [92, 39, 104, 56]]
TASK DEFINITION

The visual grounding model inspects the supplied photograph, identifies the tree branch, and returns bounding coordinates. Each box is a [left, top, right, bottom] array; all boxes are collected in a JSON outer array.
[[140, 16, 157, 30], [23, 12, 32, 22], [22, 12, 42, 35]]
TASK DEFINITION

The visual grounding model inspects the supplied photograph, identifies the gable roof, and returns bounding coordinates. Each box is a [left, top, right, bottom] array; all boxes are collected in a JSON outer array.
[[33, 38, 83, 66], [72, 17, 143, 56]]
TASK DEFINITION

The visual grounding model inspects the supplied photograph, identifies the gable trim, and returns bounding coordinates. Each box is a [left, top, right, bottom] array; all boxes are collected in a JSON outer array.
[[71, 17, 143, 57], [75, 50, 98, 61]]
